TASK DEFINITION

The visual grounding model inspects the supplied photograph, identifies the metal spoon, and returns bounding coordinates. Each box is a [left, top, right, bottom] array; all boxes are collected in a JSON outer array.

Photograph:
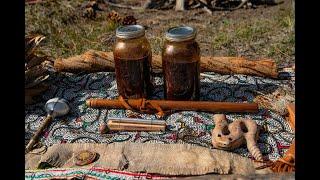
[[25, 98, 70, 153]]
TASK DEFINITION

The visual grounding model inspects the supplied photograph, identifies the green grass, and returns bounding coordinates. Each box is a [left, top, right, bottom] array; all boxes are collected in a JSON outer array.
[[268, 7, 295, 63], [26, 0, 295, 66], [212, 32, 231, 49], [267, 32, 295, 61], [211, 5, 294, 62], [26, 0, 120, 58], [235, 21, 271, 40], [211, 19, 272, 55]]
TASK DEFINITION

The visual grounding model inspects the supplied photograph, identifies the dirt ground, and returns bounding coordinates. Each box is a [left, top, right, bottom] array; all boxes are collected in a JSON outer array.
[[25, 0, 294, 67]]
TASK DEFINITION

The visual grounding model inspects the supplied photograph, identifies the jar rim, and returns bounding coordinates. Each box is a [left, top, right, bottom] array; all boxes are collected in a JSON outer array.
[[116, 25, 145, 39], [165, 26, 196, 42]]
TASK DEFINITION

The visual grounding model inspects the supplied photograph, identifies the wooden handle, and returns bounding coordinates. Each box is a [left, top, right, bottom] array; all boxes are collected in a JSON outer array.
[[25, 115, 53, 153]]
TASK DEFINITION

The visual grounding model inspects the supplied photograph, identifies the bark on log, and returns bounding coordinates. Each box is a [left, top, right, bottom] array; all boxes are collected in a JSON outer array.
[[54, 50, 278, 78]]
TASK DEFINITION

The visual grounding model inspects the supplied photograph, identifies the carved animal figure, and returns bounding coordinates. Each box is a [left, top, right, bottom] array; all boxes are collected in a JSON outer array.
[[211, 114, 263, 161]]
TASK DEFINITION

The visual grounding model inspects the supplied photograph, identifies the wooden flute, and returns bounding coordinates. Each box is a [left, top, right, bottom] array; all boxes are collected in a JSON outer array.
[[86, 98, 258, 113]]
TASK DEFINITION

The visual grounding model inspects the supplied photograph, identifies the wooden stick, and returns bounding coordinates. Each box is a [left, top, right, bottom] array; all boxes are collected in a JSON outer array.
[[103, 1, 142, 10], [25, 115, 53, 153], [54, 50, 278, 78], [25, 0, 46, 5], [86, 98, 258, 113]]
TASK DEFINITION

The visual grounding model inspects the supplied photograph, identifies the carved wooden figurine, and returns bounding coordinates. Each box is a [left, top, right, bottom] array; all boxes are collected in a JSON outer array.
[[211, 114, 263, 161]]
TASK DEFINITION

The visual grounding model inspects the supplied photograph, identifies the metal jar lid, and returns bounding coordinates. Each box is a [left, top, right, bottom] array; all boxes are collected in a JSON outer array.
[[165, 26, 196, 42], [116, 25, 145, 39]]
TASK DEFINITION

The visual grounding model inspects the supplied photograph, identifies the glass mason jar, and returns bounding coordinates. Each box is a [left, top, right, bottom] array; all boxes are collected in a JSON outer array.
[[162, 26, 200, 100], [113, 25, 152, 99]]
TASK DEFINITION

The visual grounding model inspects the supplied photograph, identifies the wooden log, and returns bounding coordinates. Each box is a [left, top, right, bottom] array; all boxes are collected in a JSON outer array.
[[54, 50, 278, 78], [25, 114, 53, 153], [54, 50, 115, 73]]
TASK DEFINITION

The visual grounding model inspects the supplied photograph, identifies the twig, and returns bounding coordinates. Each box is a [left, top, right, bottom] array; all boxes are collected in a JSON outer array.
[[200, 73, 215, 79], [195, 0, 214, 14], [212, 0, 249, 11], [25, 0, 46, 5], [231, 0, 249, 10], [104, 0, 142, 10], [190, 3, 202, 9], [203, 6, 213, 15], [273, 46, 291, 58]]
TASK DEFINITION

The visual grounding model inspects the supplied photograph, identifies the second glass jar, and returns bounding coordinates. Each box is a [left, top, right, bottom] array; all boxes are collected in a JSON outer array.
[[162, 26, 201, 100]]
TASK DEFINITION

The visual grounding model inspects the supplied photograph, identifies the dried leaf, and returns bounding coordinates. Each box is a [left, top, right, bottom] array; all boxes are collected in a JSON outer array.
[[25, 75, 50, 89], [25, 35, 46, 61], [26, 56, 50, 70], [25, 63, 49, 85], [25, 34, 51, 105]]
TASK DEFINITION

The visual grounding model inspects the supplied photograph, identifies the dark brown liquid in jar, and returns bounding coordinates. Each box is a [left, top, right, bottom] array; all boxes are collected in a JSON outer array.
[[114, 56, 151, 98], [113, 25, 152, 99], [163, 60, 200, 100], [162, 26, 200, 100]]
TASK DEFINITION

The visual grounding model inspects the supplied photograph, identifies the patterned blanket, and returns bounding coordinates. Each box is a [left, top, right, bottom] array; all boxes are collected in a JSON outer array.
[[25, 167, 174, 179], [25, 72, 294, 178]]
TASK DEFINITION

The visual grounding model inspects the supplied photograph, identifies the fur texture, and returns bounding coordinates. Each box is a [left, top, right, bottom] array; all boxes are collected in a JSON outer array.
[[26, 142, 257, 175]]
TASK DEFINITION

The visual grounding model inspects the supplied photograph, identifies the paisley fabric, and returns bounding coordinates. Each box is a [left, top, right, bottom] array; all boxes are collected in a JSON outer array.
[[25, 72, 295, 162], [25, 167, 172, 179]]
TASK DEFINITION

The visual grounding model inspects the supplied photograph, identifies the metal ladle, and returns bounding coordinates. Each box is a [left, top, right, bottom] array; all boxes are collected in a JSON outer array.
[[25, 98, 70, 153]]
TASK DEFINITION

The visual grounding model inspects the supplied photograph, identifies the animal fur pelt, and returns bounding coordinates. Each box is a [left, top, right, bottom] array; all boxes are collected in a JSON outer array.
[[25, 142, 269, 175]]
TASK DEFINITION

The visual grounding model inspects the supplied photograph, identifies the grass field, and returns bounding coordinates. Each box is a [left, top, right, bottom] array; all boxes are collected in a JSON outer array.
[[25, 0, 295, 67]]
